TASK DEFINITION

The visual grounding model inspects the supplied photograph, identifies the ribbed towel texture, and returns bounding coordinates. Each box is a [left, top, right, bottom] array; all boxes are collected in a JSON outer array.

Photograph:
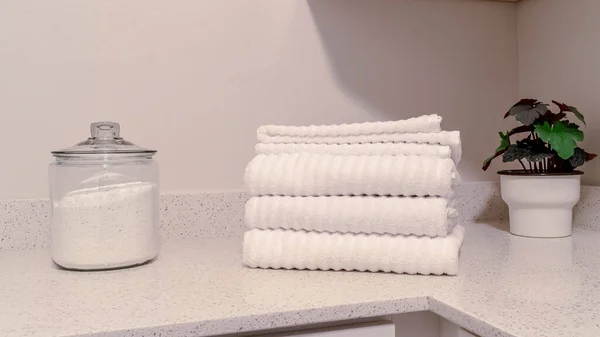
[[257, 114, 441, 139], [257, 130, 462, 164], [255, 143, 456, 162], [243, 225, 465, 275], [245, 196, 458, 237], [244, 153, 459, 197], [242, 114, 464, 276]]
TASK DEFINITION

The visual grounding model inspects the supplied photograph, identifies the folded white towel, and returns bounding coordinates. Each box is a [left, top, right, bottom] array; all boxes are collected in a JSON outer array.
[[255, 143, 457, 163], [257, 131, 462, 164], [245, 196, 458, 237], [242, 225, 465, 275], [244, 153, 459, 197], [257, 115, 441, 140]]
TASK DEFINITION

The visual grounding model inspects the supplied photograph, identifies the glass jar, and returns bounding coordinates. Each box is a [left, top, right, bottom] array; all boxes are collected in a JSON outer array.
[[49, 121, 159, 270]]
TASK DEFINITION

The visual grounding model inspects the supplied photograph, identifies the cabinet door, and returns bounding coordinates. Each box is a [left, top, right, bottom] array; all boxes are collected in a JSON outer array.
[[440, 317, 480, 337], [260, 320, 394, 337]]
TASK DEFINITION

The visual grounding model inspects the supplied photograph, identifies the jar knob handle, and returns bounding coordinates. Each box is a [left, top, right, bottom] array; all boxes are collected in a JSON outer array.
[[90, 122, 121, 140]]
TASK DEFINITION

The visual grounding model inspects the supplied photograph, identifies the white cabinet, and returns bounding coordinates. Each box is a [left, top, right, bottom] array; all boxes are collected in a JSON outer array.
[[440, 317, 480, 337], [249, 313, 478, 337], [259, 321, 394, 337]]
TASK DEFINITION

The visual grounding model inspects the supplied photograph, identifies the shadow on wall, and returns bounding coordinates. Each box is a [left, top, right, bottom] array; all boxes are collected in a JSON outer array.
[[305, 0, 519, 182]]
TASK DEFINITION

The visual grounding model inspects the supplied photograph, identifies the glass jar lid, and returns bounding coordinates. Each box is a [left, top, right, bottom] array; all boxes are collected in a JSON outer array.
[[51, 121, 157, 157]]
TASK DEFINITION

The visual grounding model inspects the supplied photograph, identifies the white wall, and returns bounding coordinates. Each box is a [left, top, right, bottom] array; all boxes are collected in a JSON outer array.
[[0, 0, 518, 199], [518, 0, 600, 185]]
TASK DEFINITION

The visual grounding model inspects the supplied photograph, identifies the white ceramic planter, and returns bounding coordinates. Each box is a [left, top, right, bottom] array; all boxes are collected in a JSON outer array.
[[499, 170, 582, 238]]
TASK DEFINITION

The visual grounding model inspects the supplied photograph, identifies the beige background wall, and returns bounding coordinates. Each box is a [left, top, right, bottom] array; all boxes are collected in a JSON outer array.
[[518, 0, 600, 185], [0, 0, 518, 199]]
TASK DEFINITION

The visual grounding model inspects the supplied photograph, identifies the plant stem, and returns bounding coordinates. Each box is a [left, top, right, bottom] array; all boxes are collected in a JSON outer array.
[[548, 144, 553, 172], [542, 159, 546, 172], [540, 160, 544, 173], [518, 159, 527, 172], [559, 159, 563, 172]]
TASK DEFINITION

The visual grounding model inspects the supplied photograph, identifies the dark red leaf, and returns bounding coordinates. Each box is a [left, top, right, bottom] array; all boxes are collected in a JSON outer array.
[[585, 152, 597, 162], [554, 112, 567, 122], [508, 125, 533, 135], [552, 100, 571, 112], [514, 98, 539, 107], [482, 148, 507, 171], [506, 99, 539, 119], [537, 111, 566, 124]]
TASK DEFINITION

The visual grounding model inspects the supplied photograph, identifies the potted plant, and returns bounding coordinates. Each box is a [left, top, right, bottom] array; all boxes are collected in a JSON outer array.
[[482, 99, 596, 238]]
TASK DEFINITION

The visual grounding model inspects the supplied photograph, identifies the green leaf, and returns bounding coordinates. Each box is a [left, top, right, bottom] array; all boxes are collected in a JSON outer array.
[[502, 144, 552, 163], [568, 105, 586, 126], [514, 138, 553, 162], [527, 152, 553, 163], [482, 132, 510, 170], [508, 104, 530, 116], [510, 103, 547, 125], [534, 103, 550, 115], [496, 132, 510, 152], [535, 121, 584, 160], [569, 148, 585, 168], [502, 145, 530, 163]]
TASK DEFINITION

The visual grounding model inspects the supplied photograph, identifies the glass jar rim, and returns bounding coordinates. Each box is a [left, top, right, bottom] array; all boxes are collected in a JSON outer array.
[[52, 150, 156, 157], [51, 121, 156, 156], [53, 153, 156, 162]]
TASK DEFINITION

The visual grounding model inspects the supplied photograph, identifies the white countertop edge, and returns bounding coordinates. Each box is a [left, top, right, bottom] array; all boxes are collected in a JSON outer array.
[[2, 221, 598, 337], [429, 298, 516, 337], [79, 297, 516, 337], [82, 298, 429, 337]]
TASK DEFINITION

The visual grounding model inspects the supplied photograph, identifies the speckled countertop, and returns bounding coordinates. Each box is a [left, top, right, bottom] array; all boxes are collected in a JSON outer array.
[[1, 220, 598, 337]]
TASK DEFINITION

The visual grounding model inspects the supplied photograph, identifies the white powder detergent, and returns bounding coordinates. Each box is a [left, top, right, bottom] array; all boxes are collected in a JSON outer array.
[[51, 180, 159, 270]]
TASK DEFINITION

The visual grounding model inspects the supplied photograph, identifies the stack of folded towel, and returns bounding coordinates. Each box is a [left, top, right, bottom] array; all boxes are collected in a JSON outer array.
[[242, 114, 465, 275]]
